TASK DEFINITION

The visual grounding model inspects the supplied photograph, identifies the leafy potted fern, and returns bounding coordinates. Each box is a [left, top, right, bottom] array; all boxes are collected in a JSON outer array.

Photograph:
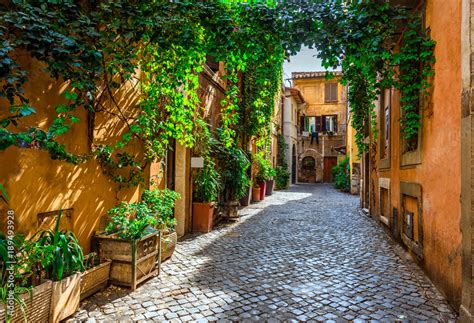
[[192, 157, 221, 233], [29, 211, 85, 322], [265, 167, 276, 196], [97, 202, 160, 290], [254, 153, 272, 201]]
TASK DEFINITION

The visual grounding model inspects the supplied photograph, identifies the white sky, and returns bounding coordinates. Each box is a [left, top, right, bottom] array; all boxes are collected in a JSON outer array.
[[283, 46, 341, 87]]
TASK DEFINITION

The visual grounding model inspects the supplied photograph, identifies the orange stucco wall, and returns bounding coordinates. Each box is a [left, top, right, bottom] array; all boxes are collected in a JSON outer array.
[[370, 0, 462, 308], [0, 56, 158, 253]]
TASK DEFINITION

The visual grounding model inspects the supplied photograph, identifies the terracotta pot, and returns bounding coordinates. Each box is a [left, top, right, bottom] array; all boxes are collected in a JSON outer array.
[[265, 179, 274, 196], [240, 186, 252, 206], [192, 202, 215, 233], [252, 186, 261, 202], [259, 182, 267, 200], [161, 231, 177, 262]]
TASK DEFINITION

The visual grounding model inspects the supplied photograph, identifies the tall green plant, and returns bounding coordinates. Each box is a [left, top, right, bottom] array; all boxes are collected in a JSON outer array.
[[193, 157, 221, 203], [30, 211, 85, 281]]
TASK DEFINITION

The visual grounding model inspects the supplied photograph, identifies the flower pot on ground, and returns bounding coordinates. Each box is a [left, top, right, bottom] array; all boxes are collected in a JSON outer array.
[[259, 181, 267, 200], [80, 253, 111, 301], [50, 272, 81, 322], [0, 280, 53, 323], [212, 133, 251, 219], [192, 156, 220, 232], [95, 231, 159, 291], [240, 185, 252, 206], [161, 231, 177, 262], [266, 179, 274, 196], [27, 210, 85, 322], [254, 153, 273, 200], [252, 185, 261, 202], [141, 188, 181, 263], [102, 202, 162, 290], [265, 168, 276, 196], [192, 202, 215, 233]]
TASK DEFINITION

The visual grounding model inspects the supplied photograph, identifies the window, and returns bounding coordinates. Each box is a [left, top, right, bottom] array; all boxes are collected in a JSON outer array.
[[325, 83, 338, 102], [380, 89, 391, 169], [325, 116, 336, 132]]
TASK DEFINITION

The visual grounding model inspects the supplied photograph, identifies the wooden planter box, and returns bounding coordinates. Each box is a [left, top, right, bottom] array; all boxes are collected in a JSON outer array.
[[0, 280, 52, 323], [80, 260, 112, 300], [50, 272, 81, 323], [161, 231, 177, 262], [96, 232, 160, 290]]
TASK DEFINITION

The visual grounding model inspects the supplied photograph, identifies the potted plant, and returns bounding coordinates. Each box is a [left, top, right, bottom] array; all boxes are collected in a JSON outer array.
[[251, 181, 261, 202], [266, 167, 276, 196], [79, 253, 111, 300], [254, 153, 272, 201], [192, 157, 221, 233], [212, 130, 251, 219], [29, 211, 85, 322], [96, 202, 160, 290], [142, 188, 180, 262], [239, 152, 253, 207], [0, 233, 53, 323]]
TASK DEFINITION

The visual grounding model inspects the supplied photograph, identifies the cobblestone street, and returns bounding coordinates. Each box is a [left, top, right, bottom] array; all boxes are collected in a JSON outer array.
[[70, 184, 457, 322]]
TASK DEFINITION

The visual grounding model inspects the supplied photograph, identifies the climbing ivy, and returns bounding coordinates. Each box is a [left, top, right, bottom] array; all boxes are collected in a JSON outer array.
[[0, 0, 434, 186]]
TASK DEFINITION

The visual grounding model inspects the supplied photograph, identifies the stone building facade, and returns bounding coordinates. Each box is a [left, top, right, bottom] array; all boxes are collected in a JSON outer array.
[[292, 72, 347, 183]]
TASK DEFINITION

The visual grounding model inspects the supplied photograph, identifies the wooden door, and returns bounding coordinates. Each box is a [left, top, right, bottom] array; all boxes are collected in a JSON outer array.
[[323, 157, 338, 183]]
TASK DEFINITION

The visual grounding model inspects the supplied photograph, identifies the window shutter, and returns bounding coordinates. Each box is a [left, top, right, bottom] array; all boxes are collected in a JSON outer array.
[[334, 115, 338, 133], [325, 84, 331, 102], [332, 84, 338, 102], [316, 116, 323, 132], [300, 116, 305, 133]]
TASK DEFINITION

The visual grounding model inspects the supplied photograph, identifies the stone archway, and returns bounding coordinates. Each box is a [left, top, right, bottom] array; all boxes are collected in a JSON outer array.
[[298, 149, 323, 183]]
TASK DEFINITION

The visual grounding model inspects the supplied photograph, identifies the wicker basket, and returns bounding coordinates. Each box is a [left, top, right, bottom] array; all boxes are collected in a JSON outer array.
[[80, 260, 111, 300], [161, 231, 177, 262], [0, 280, 53, 323]]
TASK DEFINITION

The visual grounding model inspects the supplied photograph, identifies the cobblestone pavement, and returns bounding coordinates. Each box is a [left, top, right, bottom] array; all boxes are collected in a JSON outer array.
[[69, 184, 457, 322]]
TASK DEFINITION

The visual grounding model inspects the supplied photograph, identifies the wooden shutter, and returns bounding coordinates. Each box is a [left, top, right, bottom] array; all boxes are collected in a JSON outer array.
[[334, 115, 338, 133], [300, 116, 305, 133], [325, 84, 331, 103], [325, 83, 338, 102], [316, 116, 323, 132]]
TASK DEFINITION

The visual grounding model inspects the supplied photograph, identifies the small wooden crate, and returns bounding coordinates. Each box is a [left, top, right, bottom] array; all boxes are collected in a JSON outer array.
[[0, 280, 53, 323], [96, 232, 160, 290], [80, 260, 111, 300]]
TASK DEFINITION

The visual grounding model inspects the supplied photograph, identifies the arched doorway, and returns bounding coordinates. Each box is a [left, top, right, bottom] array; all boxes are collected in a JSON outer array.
[[301, 156, 316, 183]]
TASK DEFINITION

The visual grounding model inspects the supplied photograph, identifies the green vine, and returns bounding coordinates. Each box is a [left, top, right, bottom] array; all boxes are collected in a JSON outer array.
[[0, 0, 435, 186]]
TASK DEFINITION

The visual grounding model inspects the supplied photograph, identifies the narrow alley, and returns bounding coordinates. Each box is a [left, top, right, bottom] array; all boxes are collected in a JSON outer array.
[[69, 185, 456, 322]]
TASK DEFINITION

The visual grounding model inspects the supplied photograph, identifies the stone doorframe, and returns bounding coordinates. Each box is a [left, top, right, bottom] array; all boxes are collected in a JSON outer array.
[[461, 0, 473, 320]]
